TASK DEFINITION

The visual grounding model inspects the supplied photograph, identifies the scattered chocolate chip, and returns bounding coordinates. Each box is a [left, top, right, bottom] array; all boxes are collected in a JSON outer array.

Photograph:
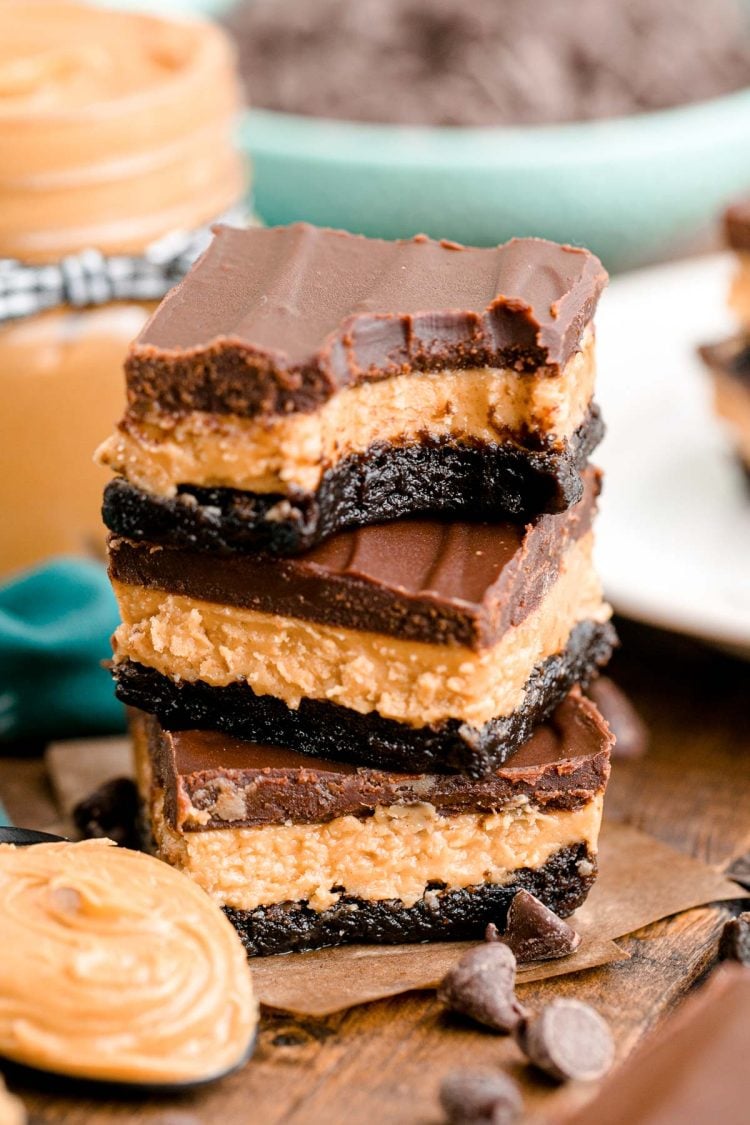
[[719, 912, 750, 965], [725, 853, 750, 890], [72, 777, 140, 850], [438, 943, 526, 1032], [514, 999, 614, 1082], [585, 677, 648, 759], [486, 891, 581, 963], [439, 1070, 522, 1125]]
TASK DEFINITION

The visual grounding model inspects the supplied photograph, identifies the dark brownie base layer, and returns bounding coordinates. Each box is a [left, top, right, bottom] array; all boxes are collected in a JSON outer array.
[[113, 619, 617, 777], [103, 408, 603, 555], [224, 844, 596, 957]]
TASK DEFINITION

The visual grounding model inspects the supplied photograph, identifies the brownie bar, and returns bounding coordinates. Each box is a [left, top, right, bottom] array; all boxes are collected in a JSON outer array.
[[725, 199, 750, 252], [148, 689, 611, 829], [699, 336, 750, 472], [103, 406, 603, 554], [135, 692, 610, 956], [109, 467, 601, 650], [225, 847, 597, 957], [97, 225, 606, 534], [114, 619, 616, 776], [571, 966, 750, 1125]]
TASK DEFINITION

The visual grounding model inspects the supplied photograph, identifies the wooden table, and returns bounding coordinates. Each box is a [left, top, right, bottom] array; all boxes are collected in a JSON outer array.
[[2, 620, 749, 1125]]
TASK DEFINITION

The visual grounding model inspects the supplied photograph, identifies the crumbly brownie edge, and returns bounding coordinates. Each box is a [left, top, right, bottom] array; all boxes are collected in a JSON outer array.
[[102, 405, 604, 555], [223, 843, 597, 956]]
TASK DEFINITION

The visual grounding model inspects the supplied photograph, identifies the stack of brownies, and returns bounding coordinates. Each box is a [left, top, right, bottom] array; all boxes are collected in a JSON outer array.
[[98, 224, 617, 956], [700, 200, 750, 479]]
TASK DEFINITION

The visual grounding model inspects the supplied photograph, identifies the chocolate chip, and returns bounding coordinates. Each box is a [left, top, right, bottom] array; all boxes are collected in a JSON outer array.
[[725, 854, 750, 890], [73, 777, 141, 850], [486, 891, 581, 963], [439, 1070, 522, 1124], [438, 943, 526, 1032], [585, 677, 648, 759], [514, 999, 614, 1082], [719, 912, 750, 965]]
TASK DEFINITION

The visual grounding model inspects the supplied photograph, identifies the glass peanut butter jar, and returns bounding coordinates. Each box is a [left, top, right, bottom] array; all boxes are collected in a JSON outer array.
[[0, 0, 245, 576]]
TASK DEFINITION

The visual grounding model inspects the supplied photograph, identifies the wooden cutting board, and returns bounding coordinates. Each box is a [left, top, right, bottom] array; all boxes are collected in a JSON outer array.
[[1, 621, 749, 1124]]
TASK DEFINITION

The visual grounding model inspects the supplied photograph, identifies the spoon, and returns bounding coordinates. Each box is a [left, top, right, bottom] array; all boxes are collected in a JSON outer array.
[[0, 825, 256, 1093], [0, 827, 67, 846]]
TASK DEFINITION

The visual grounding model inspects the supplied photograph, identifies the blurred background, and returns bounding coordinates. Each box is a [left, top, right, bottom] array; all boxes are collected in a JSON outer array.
[[96, 0, 750, 269], [1, 0, 749, 746]]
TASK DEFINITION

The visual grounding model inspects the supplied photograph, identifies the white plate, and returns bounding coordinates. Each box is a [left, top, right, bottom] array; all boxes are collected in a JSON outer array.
[[595, 254, 750, 658]]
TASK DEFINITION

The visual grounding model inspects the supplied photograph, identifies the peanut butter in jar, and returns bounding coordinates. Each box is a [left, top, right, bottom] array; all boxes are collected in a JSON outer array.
[[0, 1, 246, 576]]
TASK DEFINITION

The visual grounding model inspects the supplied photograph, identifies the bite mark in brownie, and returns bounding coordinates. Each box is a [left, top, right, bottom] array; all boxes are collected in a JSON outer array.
[[123, 224, 607, 418], [102, 406, 603, 554], [97, 225, 606, 535], [109, 467, 602, 649]]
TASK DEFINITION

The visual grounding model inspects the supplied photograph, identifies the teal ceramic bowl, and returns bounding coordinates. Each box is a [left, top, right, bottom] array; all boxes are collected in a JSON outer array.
[[240, 89, 750, 271]]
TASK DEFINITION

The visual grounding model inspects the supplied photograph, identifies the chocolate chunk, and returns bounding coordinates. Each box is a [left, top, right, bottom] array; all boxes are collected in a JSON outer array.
[[72, 777, 140, 850], [584, 677, 648, 759], [439, 1070, 522, 1124], [567, 966, 750, 1124], [719, 912, 750, 965], [487, 890, 581, 962], [514, 999, 614, 1082], [725, 853, 750, 890], [438, 943, 526, 1032]]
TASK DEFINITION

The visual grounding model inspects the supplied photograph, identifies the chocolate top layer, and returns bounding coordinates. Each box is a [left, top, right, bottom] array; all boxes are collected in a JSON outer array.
[[150, 691, 612, 830], [699, 335, 750, 386], [110, 467, 600, 649], [725, 199, 750, 251], [571, 966, 750, 1125], [126, 224, 607, 419]]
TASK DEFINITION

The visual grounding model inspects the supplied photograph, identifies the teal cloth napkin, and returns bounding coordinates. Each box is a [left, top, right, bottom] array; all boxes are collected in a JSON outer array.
[[0, 558, 124, 742]]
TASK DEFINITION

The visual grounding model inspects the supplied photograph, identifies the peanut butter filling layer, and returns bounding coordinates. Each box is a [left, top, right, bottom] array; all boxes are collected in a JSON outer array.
[[0, 839, 257, 1085], [112, 531, 610, 728], [97, 332, 595, 497], [729, 254, 750, 330], [149, 788, 603, 912], [712, 369, 750, 463]]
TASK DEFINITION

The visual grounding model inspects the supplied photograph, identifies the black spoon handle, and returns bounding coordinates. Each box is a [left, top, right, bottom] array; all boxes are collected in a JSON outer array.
[[0, 827, 67, 846]]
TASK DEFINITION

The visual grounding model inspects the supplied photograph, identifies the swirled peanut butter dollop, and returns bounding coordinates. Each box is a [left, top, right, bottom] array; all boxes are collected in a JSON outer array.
[[0, 840, 257, 1085], [0, 1075, 25, 1125], [0, 1, 244, 260]]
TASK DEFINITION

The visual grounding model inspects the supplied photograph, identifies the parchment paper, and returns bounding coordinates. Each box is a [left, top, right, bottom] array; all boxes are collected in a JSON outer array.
[[46, 738, 747, 1016]]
